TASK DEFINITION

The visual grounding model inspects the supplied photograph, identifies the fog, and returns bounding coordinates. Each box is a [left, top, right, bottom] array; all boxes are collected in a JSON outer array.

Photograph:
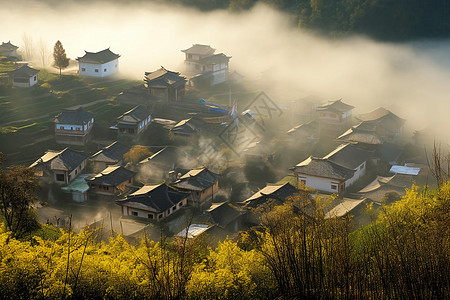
[[2, 0, 450, 139]]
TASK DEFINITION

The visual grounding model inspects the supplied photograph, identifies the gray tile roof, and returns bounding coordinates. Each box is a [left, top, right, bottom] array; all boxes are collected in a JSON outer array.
[[144, 67, 186, 88], [324, 143, 374, 170], [325, 198, 367, 218], [90, 141, 130, 163], [206, 202, 241, 227], [317, 99, 354, 113], [198, 53, 230, 65], [30, 148, 89, 172], [172, 167, 220, 191], [0, 41, 18, 52], [337, 127, 382, 145], [292, 156, 355, 181], [76, 48, 120, 64], [181, 44, 215, 55], [241, 182, 298, 208], [9, 64, 39, 78], [117, 105, 150, 123], [116, 183, 189, 213], [87, 166, 135, 186], [54, 108, 94, 125]]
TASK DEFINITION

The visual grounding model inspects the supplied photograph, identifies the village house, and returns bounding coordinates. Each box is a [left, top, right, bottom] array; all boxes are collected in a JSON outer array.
[[355, 107, 405, 142], [144, 67, 186, 102], [170, 117, 204, 141], [116, 183, 189, 221], [171, 167, 220, 208], [89, 141, 130, 173], [30, 148, 89, 185], [0, 41, 19, 58], [240, 182, 298, 208], [76, 48, 120, 77], [182, 44, 231, 86], [336, 123, 383, 145], [54, 108, 94, 145], [116, 105, 151, 138], [316, 99, 354, 132], [205, 202, 243, 233], [138, 147, 190, 181], [86, 165, 136, 195], [357, 174, 412, 203], [9, 64, 39, 88]]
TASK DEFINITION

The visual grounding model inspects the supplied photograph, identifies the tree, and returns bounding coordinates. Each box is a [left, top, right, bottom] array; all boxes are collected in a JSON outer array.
[[0, 153, 39, 238], [123, 145, 152, 164], [38, 38, 50, 68], [53, 40, 69, 75], [21, 33, 34, 61]]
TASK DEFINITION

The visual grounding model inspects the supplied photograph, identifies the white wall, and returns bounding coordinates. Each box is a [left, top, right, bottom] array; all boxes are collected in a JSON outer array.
[[346, 162, 366, 186], [78, 59, 119, 77], [211, 69, 227, 85], [298, 174, 340, 193], [57, 124, 83, 130], [13, 75, 38, 88]]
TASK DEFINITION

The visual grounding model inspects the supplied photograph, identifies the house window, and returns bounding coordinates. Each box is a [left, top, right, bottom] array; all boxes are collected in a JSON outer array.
[[158, 214, 163, 219], [56, 174, 65, 182], [148, 214, 153, 219], [128, 179, 132, 183], [34, 76, 37, 81], [95, 69, 99, 73], [75, 169, 78, 175], [115, 64, 117, 68], [360, 163, 365, 170], [178, 202, 182, 207], [331, 184, 337, 190], [103, 186, 109, 190], [172, 205, 177, 211], [104, 68, 107, 72], [81, 68, 86, 72], [131, 211, 138, 216]]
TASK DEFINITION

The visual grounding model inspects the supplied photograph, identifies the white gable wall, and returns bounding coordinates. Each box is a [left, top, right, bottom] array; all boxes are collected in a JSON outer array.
[[13, 75, 38, 88], [78, 59, 119, 77], [297, 174, 341, 193], [345, 161, 366, 186]]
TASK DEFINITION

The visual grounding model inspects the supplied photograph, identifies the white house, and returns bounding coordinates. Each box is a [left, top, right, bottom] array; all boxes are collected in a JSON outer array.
[[76, 48, 120, 77], [54, 108, 94, 145], [316, 99, 354, 127], [291, 143, 373, 194], [9, 64, 39, 88]]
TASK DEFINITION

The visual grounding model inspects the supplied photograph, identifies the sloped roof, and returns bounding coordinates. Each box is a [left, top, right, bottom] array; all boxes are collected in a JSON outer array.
[[206, 202, 241, 227], [90, 141, 130, 163], [117, 105, 150, 123], [198, 53, 231, 65], [30, 148, 89, 172], [359, 174, 412, 193], [337, 127, 382, 145], [292, 156, 355, 181], [325, 198, 367, 218], [76, 48, 120, 64], [241, 182, 298, 208], [324, 143, 374, 170], [356, 107, 405, 129], [0, 41, 18, 52], [170, 118, 202, 135], [375, 142, 403, 163], [390, 165, 421, 175], [9, 64, 39, 78], [139, 147, 177, 168], [182, 44, 215, 55], [116, 183, 189, 213], [144, 67, 186, 88], [287, 120, 318, 136], [316, 99, 354, 113], [176, 224, 209, 238], [172, 167, 220, 191], [54, 108, 94, 125], [87, 166, 135, 186]]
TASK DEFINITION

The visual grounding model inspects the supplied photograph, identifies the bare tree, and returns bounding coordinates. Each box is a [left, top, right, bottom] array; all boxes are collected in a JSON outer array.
[[21, 33, 34, 61], [38, 38, 50, 68]]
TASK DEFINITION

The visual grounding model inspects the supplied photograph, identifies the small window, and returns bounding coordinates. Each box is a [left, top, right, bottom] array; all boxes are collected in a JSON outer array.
[[104, 68, 107, 72], [56, 174, 65, 182], [131, 211, 138, 216], [360, 163, 365, 170], [148, 214, 153, 219], [331, 184, 337, 190], [172, 205, 177, 211], [158, 214, 163, 219], [178, 202, 182, 207], [128, 179, 132, 183], [34, 76, 37, 81], [75, 169, 78, 175], [95, 69, 99, 73], [115, 64, 117, 68], [103, 186, 109, 190], [81, 68, 86, 72]]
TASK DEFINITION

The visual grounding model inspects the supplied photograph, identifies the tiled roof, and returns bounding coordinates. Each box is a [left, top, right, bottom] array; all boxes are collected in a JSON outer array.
[[356, 107, 405, 129], [206, 202, 241, 227], [325, 198, 366, 218], [76, 48, 120, 64], [87, 166, 135, 186], [30, 148, 89, 172], [324, 143, 374, 170], [9, 64, 39, 78], [241, 182, 298, 208], [181, 44, 215, 55], [292, 156, 355, 181], [198, 53, 230, 65], [117, 183, 189, 213], [337, 127, 382, 144], [117, 105, 150, 123], [90, 141, 130, 163], [172, 167, 220, 191], [54, 108, 94, 125], [287, 120, 318, 136], [170, 118, 203, 135], [144, 67, 186, 88], [0, 41, 18, 52], [139, 147, 177, 168], [316, 99, 354, 113]]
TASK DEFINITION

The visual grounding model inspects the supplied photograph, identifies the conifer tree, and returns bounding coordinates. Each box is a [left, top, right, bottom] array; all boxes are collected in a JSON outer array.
[[53, 40, 69, 75]]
